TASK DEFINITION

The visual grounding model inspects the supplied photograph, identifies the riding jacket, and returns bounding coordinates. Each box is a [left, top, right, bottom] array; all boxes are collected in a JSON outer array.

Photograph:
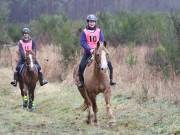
[[18, 39, 36, 61], [16, 39, 40, 71], [80, 26, 104, 56]]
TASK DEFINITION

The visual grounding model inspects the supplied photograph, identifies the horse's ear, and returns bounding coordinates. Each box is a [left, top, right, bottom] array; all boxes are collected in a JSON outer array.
[[104, 41, 107, 48], [25, 50, 28, 54], [97, 41, 100, 49]]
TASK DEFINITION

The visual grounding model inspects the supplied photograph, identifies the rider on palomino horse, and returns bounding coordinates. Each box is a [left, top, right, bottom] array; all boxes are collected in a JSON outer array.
[[78, 14, 116, 88], [10, 27, 48, 87]]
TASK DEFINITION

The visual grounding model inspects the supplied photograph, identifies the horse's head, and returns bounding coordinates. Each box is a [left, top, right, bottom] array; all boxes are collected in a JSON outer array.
[[94, 41, 109, 71], [25, 50, 36, 71]]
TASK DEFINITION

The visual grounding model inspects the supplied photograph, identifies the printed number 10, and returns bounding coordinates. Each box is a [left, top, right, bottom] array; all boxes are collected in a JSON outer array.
[[90, 36, 97, 42]]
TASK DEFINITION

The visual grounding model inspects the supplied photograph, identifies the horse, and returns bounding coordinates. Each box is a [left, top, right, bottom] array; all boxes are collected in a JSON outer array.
[[73, 41, 115, 126], [18, 50, 39, 112]]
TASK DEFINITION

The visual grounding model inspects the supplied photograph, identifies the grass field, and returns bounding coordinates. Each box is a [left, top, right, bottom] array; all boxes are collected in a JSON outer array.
[[0, 67, 180, 135]]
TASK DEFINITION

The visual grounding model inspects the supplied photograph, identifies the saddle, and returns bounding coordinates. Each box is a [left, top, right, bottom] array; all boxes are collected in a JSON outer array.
[[18, 64, 38, 76], [19, 64, 25, 74], [86, 55, 94, 67]]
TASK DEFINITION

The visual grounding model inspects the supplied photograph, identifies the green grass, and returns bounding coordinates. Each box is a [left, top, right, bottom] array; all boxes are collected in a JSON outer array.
[[0, 68, 180, 135]]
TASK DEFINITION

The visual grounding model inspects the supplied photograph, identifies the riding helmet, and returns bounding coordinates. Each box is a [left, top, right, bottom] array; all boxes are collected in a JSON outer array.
[[86, 14, 97, 22]]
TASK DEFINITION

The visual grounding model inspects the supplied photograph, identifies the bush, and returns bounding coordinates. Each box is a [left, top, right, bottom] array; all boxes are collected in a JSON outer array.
[[30, 14, 83, 61], [98, 11, 167, 45], [95, 11, 180, 76], [125, 43, 138, 67], [27, 11, 180, 73], [0, 9, 9, 42], [8, 24, 21, 42]]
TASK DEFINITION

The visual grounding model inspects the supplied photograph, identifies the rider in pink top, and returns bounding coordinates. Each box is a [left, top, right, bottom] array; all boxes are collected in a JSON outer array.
[[78, 14, 116, 88], [10, 27, 48, 87], [83, 27, 101, 49]]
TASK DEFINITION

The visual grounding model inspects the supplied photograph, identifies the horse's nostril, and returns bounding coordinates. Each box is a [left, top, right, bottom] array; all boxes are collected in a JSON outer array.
[[101, 68, 104, 70]]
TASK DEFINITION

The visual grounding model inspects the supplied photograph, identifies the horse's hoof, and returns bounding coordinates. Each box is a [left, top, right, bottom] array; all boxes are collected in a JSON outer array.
[[23, 104, 28, 108], [86, 119, 90, 124], [81, 104, 88, 111], [23, 104, 26, 108], [86, 119, 93, 125], [23, 102, 28, 108], [29, 107, 35, 112], [94, 122, 100, 127], [28, 105, 36, 112], [108, 119, 116, 127]]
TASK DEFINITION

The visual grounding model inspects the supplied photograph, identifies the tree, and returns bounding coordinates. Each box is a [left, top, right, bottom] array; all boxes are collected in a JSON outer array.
[[0, 0, 10, 42]]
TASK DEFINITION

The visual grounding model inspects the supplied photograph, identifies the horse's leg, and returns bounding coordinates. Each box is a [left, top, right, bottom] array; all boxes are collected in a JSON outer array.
[[103, 88, 115, 126], [87, 104, 93, 125], [19, 82, 28, 108], [19, 82, 24, 97], [91, 95, 99, 126], [28, 86, 36, 112], [85, 92, 93, 125]]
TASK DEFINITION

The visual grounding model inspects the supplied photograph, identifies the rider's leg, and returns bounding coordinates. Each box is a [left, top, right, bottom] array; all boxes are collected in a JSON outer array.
[[10, 61, 21, 87], [10, 71, 18, 87], [35, 61, 48, 86], [107, 61, 116, 86], [78, 55, 89, 88]]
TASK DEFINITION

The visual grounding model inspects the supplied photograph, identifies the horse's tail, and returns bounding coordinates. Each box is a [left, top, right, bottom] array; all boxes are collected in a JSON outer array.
[[75, 87, 90, 112], [73, 63, 90, 112], [80, 88, 91, 112], [76, 101, 88, 112]]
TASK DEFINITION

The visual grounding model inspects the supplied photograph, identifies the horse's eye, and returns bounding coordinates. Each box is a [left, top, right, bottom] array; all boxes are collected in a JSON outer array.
[[96, 54, 100, 57]]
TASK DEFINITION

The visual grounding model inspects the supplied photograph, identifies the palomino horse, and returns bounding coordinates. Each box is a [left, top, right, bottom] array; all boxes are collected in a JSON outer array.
[[73, 41, 115, 126], [18, 50, 39, 111]]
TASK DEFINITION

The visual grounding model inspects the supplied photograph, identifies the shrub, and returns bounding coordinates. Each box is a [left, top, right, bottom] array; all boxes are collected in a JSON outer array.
[[30, 14, 82, 61], [8, 24, 21, 42], [125, 43, 138, 67], [98, 11, 167, 45]]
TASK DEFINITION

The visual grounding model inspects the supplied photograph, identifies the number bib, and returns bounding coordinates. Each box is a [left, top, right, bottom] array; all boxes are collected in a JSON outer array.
[[19, 40, 32, 54], [84, 28, 100, 49]]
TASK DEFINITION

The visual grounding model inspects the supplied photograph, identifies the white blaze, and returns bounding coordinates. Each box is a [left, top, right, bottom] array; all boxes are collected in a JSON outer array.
[[29, 54, 34, 68], [101, 50, 108, 69]]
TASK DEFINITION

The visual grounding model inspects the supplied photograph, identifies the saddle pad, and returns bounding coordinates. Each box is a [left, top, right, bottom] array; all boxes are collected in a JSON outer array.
[[87, 56, 94, 66], [19, 64, 38, 75], [19, 64, 24, 74]]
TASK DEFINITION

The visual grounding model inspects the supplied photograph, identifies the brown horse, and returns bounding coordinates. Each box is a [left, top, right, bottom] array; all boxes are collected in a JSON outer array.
[[18, 50, 38, 111], [73, 41, 115, 126]]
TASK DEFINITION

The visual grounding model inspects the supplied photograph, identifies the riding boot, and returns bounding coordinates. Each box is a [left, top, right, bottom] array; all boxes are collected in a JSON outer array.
[[110, 71, 116, 85], [38, 71, 48, 86], [110, 79, 116, 86], [108, 61, 116, 86], [10, 72, 18, 87], [78, 71, 84, 88]]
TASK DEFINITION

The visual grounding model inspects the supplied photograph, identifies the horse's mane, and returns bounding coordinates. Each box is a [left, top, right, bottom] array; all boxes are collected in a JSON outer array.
[[25, 50, 36, 60]]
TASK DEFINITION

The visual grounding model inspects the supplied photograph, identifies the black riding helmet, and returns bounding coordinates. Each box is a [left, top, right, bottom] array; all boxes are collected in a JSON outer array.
[[21, 27, 31, 41], [86, 14, 97, 22], [22, 27, 31, 34]]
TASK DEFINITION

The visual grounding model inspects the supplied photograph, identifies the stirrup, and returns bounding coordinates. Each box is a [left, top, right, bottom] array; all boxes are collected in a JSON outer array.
[[110, 80, 116, 86], [11, 80, 17, 87], [40, 80, 48, 86], [77, 81, 84, 88]]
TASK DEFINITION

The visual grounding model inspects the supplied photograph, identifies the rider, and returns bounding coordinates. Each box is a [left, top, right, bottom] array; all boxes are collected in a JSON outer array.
[[78, 14, 116, 88], [10, 27, 48, 87]]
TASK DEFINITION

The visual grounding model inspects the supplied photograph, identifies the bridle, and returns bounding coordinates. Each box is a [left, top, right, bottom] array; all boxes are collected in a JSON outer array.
[[25, 52, 35, 70]]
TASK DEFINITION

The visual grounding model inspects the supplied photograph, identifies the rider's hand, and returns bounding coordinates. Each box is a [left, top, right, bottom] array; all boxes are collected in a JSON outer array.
[[90, 49, 94, 54]]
